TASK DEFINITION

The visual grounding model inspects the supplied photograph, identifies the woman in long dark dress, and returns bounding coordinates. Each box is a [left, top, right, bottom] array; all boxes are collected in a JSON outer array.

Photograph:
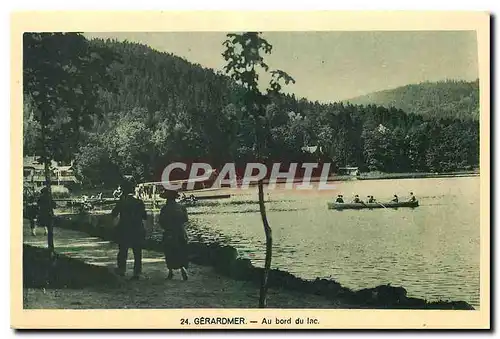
[[159, 189, 189, 280]]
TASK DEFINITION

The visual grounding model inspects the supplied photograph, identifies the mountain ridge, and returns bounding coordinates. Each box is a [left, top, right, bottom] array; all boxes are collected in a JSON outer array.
[[343, 79, 479, 120]]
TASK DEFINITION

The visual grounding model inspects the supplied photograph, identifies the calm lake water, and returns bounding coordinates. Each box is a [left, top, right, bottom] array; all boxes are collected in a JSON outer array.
[[156, 176, 481, 307]]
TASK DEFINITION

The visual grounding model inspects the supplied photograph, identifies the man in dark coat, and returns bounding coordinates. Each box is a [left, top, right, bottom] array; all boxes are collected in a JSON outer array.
[[111, 181, 147, 280], [159, 189, 189, 280]]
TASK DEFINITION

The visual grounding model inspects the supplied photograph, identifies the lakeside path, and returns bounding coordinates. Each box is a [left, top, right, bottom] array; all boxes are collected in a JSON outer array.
[[22, 222, 340, 309]]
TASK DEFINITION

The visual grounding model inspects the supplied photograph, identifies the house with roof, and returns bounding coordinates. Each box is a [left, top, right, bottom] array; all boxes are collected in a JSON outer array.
[[338, 166, 360, 176], [23, 156, 78, 190]]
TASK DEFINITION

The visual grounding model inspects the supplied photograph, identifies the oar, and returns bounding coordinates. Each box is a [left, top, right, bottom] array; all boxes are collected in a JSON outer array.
[[376, 201, 388, 210]]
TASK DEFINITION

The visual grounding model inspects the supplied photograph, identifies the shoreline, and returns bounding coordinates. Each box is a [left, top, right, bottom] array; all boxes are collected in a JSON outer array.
[[201, 171, 480, 192], [356, 170, 479, 181], [65, 170, 479, 197], [30, 213, 475, 310], [227, 171, 480, 190]]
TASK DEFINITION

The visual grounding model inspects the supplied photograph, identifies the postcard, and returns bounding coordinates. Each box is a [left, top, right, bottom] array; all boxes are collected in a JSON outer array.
[[11, 11, 490, 329]]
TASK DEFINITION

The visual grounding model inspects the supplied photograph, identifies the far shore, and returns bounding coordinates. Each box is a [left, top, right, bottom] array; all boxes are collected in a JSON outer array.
[[234, 170, 480, 191], [67, 169, 480, 197]]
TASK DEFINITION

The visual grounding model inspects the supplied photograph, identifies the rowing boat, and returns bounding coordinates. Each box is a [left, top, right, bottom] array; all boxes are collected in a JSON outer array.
[[327, 200, 419, 210]]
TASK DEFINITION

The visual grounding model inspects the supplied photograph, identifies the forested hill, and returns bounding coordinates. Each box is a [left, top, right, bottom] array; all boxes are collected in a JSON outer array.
[[24, 37, 479, 187], [345, 80, 480, 120], [89, 39, 238, 115]]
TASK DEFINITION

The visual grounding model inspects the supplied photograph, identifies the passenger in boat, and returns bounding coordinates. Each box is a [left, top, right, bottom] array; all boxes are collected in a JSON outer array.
[[367, 195, 376, 203], [391, 194, 399, 203], [408, 192, 416, 202], [111, 181, 148, 280], [159, 189, 189, 281], [335, 195, 344, 203], [352, 195, 363, 203]]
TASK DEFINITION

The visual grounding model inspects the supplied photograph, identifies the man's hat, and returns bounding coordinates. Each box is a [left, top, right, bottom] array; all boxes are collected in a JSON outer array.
[[121, 180, 135, 195]]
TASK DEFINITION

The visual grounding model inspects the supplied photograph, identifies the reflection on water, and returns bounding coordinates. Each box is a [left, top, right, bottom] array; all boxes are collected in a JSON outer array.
[[148, 177, 480, 307]]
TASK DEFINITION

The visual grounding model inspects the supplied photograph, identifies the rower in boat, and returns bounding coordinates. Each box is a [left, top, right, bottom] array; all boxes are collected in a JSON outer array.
[[335, 195, 344, 203], [367, 195, 376, 203], [352, 195, 363, 204], [408, 192, 416, 202], [391, 195, 399, 203]]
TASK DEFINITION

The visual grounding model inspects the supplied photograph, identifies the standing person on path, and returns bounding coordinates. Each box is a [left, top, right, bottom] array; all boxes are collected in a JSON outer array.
[[25, 201, 38, 236], [37, 186, 55, 237], [111, 181, 147, 280], [159, 189, 189, 281], [24, 184, 38, 236]]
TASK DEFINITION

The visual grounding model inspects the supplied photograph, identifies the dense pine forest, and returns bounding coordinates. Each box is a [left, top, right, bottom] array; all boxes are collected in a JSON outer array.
[[23, 37, 480, 188], [345, 80, 480, 120]]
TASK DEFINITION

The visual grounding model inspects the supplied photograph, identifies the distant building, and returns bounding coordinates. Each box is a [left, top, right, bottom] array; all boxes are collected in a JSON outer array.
[[338, 166, 360, 176], [23, 156, 78, 190], [301, 146, 319, 154], [53, 165, 78, 186]]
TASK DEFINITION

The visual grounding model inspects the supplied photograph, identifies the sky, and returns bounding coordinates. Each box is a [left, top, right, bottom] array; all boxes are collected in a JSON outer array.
[[83, 31, 478, 103]]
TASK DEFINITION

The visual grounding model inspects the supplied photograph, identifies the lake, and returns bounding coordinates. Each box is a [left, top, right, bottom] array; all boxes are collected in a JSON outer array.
[[156, 176, 481, 307]]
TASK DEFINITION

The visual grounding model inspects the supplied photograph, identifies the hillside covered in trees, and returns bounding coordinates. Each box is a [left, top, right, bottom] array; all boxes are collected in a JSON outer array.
[[345, 80, 480, 120], [23, 37, 480, 188]]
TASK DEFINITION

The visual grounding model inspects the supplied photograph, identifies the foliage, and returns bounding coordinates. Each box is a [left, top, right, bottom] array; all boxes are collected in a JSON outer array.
[[23, 33, 119, 163]]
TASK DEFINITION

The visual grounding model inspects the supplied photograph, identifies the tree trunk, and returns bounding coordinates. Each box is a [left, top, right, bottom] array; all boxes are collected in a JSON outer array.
[[44, 161, 55, 256], [40, 119, 55, 257], [257, 180, 272, 308]]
